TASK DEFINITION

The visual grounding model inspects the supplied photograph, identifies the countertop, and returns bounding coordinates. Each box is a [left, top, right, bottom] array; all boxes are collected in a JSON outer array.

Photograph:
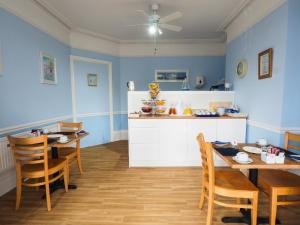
[[128, 114, 247, 119]]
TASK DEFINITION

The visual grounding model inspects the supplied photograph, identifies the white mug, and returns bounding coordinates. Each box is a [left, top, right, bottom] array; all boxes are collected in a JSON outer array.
[[59, 136, 68, 142], [127, 81, 135, 91], [257, 138, 268, 146], [217, 107, 225, 116], [236, 152, 249, 162]]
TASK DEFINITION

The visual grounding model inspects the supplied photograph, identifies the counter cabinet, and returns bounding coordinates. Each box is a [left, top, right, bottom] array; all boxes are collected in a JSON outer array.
[[128, 118, 246, 167]]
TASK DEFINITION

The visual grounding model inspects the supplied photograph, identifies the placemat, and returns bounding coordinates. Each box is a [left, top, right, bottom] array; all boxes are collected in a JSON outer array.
[[214, 147, 239, 156]]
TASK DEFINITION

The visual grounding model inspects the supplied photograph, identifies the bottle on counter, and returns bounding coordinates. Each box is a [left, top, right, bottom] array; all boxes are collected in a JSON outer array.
[[168, 104, 177, 116]]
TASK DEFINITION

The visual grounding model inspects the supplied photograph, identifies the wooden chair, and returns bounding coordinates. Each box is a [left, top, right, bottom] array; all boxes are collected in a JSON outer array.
[[259, 132, 300, 225], [57, 122, 83, 175], [197, 133, 259, 225], [7, 135, 68, 211]]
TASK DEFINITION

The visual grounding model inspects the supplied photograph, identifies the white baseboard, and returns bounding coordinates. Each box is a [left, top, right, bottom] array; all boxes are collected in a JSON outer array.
[[0, 169, 15, 197], [112, 130, 128, 141]]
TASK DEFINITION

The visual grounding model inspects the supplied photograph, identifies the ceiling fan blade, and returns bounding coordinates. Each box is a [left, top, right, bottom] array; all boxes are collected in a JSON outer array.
[[127, 23, 149, 27], [160, 24, 182, 32], [136, 9, 149, 19], [160, 11, 182, 23]]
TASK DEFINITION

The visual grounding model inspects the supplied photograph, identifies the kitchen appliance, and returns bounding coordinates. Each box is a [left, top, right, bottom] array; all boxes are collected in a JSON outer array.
[[127, 81, 135, 91]]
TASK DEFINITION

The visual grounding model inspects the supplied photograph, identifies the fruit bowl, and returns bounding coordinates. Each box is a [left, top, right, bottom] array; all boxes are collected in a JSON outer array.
[[141, 106, 152, 114], [155, 100, 166, 106], [155, 107, 167, 114]]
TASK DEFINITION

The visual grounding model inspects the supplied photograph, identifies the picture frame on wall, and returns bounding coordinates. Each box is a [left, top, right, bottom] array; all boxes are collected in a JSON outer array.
[[40, 52, 57, 84], [155, 69, 189, 82], [258, 48, 273, 79], [87, 73, 98, 87]]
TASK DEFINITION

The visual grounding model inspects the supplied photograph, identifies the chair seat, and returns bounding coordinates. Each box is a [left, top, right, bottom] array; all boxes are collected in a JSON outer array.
[[21, 158, 66, 178], [259, 170, 300, 189], [58, 147, 77, 159], [214, 170, 258, 198]]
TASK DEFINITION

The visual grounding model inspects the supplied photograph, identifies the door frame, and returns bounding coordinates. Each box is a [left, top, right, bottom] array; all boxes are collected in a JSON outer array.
[[70, 55, 114, 142]]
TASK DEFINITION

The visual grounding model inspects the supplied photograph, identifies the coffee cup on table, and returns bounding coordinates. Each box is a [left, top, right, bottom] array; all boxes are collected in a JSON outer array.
[[236, 152, 249, 162], [257, 138, 268, 146], [59, 136, 68, 143]]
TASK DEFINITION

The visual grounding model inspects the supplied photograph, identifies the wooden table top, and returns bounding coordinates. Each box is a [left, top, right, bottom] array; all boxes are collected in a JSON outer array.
[[213, 144, 300, 170], [48, 132, 89, 148]]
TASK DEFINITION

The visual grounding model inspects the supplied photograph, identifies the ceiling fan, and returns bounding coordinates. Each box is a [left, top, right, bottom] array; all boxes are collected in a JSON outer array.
[[130, 3, 183, 36]]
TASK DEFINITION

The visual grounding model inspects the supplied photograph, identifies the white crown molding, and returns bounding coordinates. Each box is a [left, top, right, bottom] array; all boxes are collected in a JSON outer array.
[[119, 42, 225, 57], [33, 0, 74, 29], [70, 30, 120, 56], [0, 115, 72, 136], [226, 0, 287, 43], [0, 0, 70, 45], [217, 0, 253, 31]]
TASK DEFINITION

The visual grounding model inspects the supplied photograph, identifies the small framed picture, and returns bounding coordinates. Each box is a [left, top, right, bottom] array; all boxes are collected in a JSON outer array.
[[258, 48, 273, 79], [236, 59, 248, 78], [155, 69, 189, 82], [40, 52, 57, 84], [87, 73, 98, 86]]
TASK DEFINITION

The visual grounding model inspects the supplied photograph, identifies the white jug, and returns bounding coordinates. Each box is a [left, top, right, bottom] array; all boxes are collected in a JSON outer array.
[[127, 81, 135, 91]]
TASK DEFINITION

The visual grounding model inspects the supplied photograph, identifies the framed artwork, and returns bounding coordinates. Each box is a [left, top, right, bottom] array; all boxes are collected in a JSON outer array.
[[258, 48, 273, 79], [236, 59, 248, 78], [155, 69, 189, 82], [87, 73, 98, 86], [40, 52, 57, 84]]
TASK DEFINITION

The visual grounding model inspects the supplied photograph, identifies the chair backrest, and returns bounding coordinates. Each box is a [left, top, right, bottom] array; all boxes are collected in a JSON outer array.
[[285, 132, 300, 153], [196, 133, 215, 190], [7, 135, 49, 173], [58, 122, 82, 132]]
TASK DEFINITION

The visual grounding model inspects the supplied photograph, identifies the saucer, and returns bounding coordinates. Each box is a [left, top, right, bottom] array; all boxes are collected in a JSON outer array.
[[58, 139, 69, 143], [48, 134, 63, 139], [243, 146, 262, 154], [232, 156, 253, 164]]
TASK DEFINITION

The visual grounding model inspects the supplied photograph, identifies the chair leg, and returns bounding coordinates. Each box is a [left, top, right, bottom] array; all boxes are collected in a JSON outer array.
[[206, 192, 214, 225], [251, 193, 258, 225], [236, 198, 241, 211], [15, 177, 22, 210], [270, 189, 278, 225], [199, 186, 205, 209], [45, 179, 51, 211], [77, 154, 83, 175], [63, 165, 69, 193]]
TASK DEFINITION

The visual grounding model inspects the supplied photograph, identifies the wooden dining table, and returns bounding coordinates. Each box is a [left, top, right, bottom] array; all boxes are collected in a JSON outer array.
[[213, 143, 300, 225], [46, 132, 89, 195]]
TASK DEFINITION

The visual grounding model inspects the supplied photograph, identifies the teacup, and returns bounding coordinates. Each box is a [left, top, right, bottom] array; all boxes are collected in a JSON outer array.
[[59, 136, 68, 142], [236, 152, 249, 162], [257, 138, 268, 146]]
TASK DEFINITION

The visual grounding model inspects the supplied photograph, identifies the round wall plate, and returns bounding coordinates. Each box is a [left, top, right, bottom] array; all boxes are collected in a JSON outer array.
[[236, 59, 248, 78]]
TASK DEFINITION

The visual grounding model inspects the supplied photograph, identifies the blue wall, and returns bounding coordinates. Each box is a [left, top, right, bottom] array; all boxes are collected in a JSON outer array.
[[73, 61, 111, 146], [0, 8, 72, 129], [281, 0, 300, 128], [120, 56, 225, 110], [226, 1, 300, 147]]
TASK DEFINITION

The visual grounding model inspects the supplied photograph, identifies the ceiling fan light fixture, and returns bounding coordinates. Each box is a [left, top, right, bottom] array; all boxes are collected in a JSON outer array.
[[158, 28, 163, 35], [148, 24, 157, 35]]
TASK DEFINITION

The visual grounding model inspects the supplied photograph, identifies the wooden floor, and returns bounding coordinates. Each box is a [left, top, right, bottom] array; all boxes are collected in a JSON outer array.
[[0, 141, 300, 225]]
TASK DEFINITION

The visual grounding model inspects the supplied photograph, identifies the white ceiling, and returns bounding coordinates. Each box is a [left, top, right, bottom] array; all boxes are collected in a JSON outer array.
[[35, 0, 251, 43]]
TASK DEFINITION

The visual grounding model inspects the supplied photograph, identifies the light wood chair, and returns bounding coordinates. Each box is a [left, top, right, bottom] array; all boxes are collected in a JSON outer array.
[[7, 135, 68, 211], [259, 132, 300, 225], [57, 122, 83, 175], [197, 133, 259, 225]]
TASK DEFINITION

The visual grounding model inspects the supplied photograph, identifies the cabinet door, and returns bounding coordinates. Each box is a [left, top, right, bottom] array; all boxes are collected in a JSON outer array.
[[158, 120, 187, 163], [186, 120, 217, 166], [129, 143, 159, 166], [216, 119, 246, 142]]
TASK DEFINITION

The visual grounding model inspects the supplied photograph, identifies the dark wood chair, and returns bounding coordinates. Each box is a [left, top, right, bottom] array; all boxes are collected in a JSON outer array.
[[197, 133, 259, 225], [259, 132, 300, 225], [7, 135, 68, 211]]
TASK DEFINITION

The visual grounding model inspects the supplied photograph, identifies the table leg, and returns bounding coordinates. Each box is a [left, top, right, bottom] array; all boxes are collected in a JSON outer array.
[[221, 169, 280, 225], [42, 147, 77, 199]]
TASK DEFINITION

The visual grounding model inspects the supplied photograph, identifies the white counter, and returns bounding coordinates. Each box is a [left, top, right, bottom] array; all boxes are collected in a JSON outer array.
[[128, 117, 246, 167]]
